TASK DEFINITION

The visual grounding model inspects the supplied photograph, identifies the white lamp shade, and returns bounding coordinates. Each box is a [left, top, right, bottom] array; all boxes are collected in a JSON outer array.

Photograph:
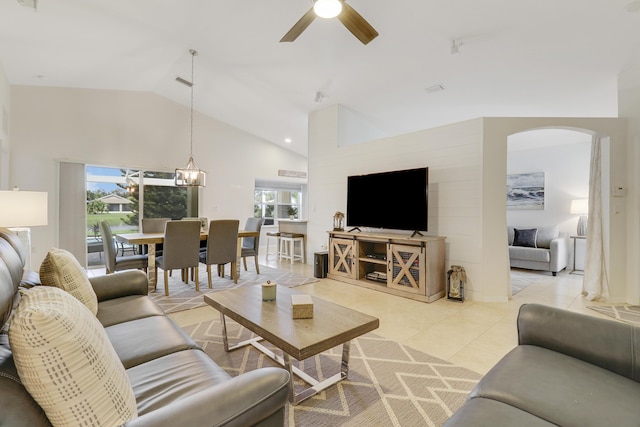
[[570, 199, 588, 215], [314, 0, 343, 18], [0, 191, 48, 227]]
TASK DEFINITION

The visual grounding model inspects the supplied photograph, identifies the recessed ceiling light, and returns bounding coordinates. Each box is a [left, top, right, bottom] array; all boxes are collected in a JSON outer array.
[[285, 138, 292, 144], [626, 1, 640, 12], [425, 84, 445, 94]]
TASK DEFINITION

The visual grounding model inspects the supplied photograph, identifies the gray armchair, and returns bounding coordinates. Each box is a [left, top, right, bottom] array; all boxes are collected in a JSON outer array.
[[99, 221, 148, 274], [155, 220, 201, 296], [199, 220, 239, 286], [241, 217, 263, 274], [445, 303, 640, 426]]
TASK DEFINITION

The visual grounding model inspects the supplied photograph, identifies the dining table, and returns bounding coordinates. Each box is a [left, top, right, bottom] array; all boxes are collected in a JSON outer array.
[[115, 229, 260, 288]]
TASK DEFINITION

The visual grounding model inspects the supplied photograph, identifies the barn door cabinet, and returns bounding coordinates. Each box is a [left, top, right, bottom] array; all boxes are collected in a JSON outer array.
[[328, 231, 446, 303]]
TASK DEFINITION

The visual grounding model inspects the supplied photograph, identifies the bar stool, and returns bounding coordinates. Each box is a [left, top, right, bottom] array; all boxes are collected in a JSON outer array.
[[265, 231, 281, 258], [279, 233, 305, 264]]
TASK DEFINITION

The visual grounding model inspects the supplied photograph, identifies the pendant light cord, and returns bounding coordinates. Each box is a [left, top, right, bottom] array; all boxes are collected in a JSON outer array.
[[189, 49, 197, 158]]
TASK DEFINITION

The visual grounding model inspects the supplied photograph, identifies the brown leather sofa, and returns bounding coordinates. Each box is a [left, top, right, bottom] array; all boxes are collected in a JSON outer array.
[[0, 227, 290, 427], [445, 303, 640, 426]]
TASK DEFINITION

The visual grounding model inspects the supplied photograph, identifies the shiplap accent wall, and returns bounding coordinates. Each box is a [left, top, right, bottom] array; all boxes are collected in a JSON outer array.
[[308, 109, 631, 302], [307, 106, 490, 300]]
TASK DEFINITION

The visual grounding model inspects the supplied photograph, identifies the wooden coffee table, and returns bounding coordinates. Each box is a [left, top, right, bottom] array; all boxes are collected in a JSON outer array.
[[204, 285, 379, 405]]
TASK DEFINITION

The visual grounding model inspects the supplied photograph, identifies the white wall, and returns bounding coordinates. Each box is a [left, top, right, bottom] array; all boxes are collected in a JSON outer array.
[[309, 110, 628, 302], [0, 62, 9, 190], [8, 86, 307, 266], [507, 136, 591, 236], [618, 65, 640, 304]]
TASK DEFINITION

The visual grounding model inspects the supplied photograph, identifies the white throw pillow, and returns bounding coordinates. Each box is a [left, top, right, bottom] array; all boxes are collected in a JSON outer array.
[[39, 247, 98, 315], [8, 286, 138, 427]]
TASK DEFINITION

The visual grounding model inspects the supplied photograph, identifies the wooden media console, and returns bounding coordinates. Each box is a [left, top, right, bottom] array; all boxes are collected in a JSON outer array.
[[328, 231, 446, 303]]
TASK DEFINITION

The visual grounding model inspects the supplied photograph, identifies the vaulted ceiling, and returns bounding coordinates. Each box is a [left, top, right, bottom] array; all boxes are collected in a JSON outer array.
[[1, 0, 639, 157]]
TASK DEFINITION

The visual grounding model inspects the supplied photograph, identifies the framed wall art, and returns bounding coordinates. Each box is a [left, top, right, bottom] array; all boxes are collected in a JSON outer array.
[[507, 172, 545, 210]]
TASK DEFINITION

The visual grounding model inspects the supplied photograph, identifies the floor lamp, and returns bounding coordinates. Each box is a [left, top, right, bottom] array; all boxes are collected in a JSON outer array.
[[0, 190, 48, 270], [570, 198, 588, 237]]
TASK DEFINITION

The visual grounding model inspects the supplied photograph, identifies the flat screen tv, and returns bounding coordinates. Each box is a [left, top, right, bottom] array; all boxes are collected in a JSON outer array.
[[347, 167, 428, 232]]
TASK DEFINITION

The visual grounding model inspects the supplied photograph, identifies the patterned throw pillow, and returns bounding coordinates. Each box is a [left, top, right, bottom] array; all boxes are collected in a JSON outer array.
[[40, 248, 98, 315], [8, 286, 138, 427]]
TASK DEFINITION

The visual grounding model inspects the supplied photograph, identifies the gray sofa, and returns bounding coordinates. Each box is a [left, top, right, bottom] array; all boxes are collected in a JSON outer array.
[[445, 303, 640, 426], [0, 227, 290, 427], [508, 225, 569, 275]]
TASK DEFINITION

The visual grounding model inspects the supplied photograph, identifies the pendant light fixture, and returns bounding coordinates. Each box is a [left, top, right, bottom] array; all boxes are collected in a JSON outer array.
[[175, 49, 206, 187]]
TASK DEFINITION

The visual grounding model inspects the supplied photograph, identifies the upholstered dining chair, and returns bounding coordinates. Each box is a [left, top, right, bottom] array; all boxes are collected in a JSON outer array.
[[181, 217, 208, 230], [140, 217, 170, 256], [199, 220, 239, 286], [181, 217, 208, 251], [155, 220, 201, 296], [99, 221, 148, 274], [241, 217, 263, 274]]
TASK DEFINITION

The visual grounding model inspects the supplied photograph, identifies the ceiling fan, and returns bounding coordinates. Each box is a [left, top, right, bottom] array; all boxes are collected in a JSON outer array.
[[280, 0, 379, 45]]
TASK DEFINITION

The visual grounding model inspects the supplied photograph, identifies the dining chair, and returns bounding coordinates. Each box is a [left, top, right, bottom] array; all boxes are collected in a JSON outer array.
[[181, 217, 208, 231], [155, 220, 201, 296], [181, 217, 208, 251], [99, 221, 148, 274], [199, 220, 239, 286], [241, 217, 263, 274], [140, 218, 170, 255]]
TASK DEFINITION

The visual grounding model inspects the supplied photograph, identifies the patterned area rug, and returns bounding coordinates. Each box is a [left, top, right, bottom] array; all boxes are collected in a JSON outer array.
[[182, 319, 481, 427], [149, 265, 317, 314], [510, 269, 548, 295], [588, 305, 640, 326]]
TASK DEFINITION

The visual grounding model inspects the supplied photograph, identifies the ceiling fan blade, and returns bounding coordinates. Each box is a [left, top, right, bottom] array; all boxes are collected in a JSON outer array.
[[280, 7, 317, 42], [337, 2, 379, 45]]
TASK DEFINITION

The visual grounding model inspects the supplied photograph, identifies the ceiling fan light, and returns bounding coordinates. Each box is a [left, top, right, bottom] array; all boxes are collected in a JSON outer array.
[[314, 0, 342, 19]]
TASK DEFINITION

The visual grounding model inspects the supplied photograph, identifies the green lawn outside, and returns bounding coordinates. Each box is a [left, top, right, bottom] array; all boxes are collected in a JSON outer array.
[[86, 213, 138, 236]]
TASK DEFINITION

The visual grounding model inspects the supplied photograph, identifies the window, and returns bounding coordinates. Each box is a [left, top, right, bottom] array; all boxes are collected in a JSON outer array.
[[254, 190, 276, 225], [86, 166, 198, 267], [277, 191, 301, 219], [254, 181, 303, 225], [141, 170, 198, 221]]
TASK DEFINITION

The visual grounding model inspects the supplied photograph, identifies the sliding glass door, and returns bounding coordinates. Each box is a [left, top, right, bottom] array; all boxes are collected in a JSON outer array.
[[85, 166, 198, 268]]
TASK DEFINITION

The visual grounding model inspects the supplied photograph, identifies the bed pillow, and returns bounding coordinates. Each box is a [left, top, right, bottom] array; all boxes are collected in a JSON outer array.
[[8, 286, 137, 427], [513, 228, 538, 248], [39, 248, 98, 315]]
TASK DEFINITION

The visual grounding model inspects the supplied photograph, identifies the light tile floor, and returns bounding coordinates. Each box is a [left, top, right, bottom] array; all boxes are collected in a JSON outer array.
[[92, 256, 614, 375]]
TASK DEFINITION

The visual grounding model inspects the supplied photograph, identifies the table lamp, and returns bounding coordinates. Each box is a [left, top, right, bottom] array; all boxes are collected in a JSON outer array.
[[0, 189, 48, 269], [570, 198, 588, 236]]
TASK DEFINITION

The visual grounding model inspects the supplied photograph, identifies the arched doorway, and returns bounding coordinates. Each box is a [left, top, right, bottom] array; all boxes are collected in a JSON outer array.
[[506, 128, 592, 297], [481, 117, 623, 302]]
